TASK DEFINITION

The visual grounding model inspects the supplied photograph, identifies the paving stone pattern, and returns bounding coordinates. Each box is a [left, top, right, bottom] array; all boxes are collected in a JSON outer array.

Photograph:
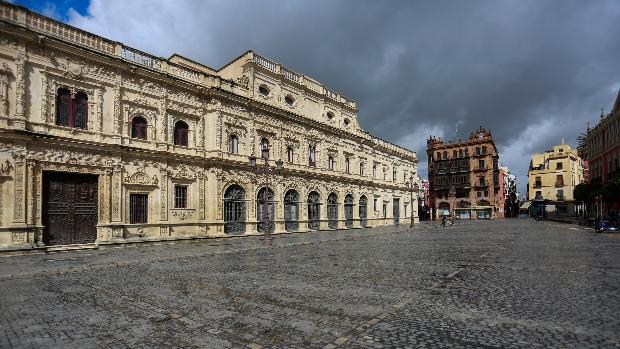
[[0, 220, 619, 348]]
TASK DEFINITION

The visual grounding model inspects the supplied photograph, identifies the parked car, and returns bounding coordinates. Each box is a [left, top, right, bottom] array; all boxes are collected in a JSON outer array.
[[595, 220, 618, 232]]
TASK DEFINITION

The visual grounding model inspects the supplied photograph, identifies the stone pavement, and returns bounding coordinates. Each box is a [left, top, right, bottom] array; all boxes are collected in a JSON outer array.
[[0, 220, 619, 348]]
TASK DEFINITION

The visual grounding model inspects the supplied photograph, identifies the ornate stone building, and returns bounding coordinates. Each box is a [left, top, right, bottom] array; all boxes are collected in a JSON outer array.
[[0, 3, 418, 249], [427, 127, 500, 220]]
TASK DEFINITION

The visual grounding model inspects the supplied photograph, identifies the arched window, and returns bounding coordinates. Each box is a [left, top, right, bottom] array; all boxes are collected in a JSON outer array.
[[328, 156, 334, 170], [308, 145, 316, 166], [261, 138, 269, 159], [174, 120, 189, 146], [131, 116, 148, 140], [73, 92, 88, 129], [373, 164, 377, 178], [55, 88, 88, 129], [345, 157, 350, 173], [287, 146, 294, 163], [55, 88, 71, 127], [228, 134, 239, 154]]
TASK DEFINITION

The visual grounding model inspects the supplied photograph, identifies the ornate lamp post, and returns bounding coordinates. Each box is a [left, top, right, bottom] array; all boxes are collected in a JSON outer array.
[[249, 142, 283, 246], [407, 176, 419, 230]]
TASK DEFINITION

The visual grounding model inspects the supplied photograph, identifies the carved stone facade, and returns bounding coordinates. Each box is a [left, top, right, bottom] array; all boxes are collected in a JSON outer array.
[[0, 3, 417, 249]]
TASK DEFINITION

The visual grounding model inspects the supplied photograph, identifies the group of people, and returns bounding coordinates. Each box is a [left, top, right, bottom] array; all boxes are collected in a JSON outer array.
[[440, 215, 456, 227]]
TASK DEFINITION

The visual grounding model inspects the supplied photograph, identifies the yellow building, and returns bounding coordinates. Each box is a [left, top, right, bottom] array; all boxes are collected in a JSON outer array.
[[527, 144, 584, 217]]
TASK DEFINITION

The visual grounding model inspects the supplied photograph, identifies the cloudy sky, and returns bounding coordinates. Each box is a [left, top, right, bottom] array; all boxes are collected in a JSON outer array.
[[14, 0, 620, 194]]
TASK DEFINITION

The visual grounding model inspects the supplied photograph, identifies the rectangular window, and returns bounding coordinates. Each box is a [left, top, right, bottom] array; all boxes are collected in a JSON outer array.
[[482, 146, 487, 155], [478, 159, 484, 169], [535, 176, 541, 188], [556, 162, 563, 170], [374, 198, 378, 211], [130, 193, 148, 224], [393, 168, 397, 181], [174, 185, 188, 208], [383, 204, 387, 218], [360, 163, 364, 176], [477, 191, 482, 198], [555, 175, 564, 187]]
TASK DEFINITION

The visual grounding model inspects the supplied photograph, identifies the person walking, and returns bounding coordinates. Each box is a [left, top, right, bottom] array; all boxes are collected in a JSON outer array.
[[440, 216, 447, 227]]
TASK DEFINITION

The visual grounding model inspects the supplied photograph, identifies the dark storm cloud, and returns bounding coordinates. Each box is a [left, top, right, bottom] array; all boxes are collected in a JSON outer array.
[[65, 0, 620, 191]]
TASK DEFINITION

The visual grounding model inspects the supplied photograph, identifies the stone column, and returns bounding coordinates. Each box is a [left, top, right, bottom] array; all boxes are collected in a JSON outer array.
[[273, 181, 286, 234], [12, 53, 27, 129], [337, 199, 347, 230], [319, 195, 329, 230], [352, 200, 361, 229], [12, 160, 26, 225]]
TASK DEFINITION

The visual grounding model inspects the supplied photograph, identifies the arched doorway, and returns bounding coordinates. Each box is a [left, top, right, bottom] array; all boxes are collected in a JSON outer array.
[[307, 191, 321, 230], [344, 194, 354, 228], [327, 193, 339, 229], [284, 189, 299, 232], [359, 195, 368, 227], [257, 187, 275, 233], [224, 185, 246, 234]]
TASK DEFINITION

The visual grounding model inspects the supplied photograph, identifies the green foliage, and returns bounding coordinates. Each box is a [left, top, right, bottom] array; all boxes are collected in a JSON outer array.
[[573, 183, 590, 203]]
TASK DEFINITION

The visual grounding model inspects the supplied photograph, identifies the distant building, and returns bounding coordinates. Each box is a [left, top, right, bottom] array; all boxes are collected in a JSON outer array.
[[417, 177, 431, 220], [527, 144, 584, 217], [427, 127, 501, 220], [583, 90, 620, 218], [499, 167, 519, 218]]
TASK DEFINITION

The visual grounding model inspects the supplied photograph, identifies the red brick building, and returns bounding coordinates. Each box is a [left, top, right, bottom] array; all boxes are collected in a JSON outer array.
[[427, 127, 501, 220], [584, 90, 620, 217]]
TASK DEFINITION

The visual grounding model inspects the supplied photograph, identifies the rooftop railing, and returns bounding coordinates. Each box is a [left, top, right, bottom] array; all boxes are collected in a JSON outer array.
[[252, 53, 357, 109]]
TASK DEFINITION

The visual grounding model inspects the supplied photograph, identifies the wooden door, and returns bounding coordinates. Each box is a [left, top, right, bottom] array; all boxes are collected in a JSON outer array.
[[43, 172, 98, 245]]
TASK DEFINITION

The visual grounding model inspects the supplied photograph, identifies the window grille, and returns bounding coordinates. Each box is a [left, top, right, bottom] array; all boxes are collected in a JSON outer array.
[[130, 193, 148, 224], [174, 186, 188, 208]]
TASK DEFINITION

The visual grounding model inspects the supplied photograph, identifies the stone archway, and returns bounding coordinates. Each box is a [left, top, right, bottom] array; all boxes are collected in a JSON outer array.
[[284, 189, 299, 232], [224, 184, 246, 234]]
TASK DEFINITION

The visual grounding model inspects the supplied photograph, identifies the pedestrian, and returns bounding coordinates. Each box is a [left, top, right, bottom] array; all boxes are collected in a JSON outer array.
[[440, 216, 447, 227], [449, 214, 455, 226]]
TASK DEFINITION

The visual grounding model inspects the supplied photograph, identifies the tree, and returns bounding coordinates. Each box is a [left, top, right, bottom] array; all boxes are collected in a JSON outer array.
[[573, 183, 591, 203]]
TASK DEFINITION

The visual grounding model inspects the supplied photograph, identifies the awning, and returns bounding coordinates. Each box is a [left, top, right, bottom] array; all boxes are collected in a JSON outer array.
[[520, 201, 532, 209]]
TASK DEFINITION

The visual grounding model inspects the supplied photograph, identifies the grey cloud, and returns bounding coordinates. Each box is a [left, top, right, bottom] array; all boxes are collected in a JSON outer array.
[[67, 0, 620, 187]]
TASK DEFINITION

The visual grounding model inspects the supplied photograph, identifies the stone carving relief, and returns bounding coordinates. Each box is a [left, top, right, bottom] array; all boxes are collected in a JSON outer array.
[[0, 159, 12, 176], [124, 171, 159, 186], [53, 55, 116, 81], [237, 75, 249, 88], [44, 74, 102, 131], [0, 63, 12, 118], [171, 209, 194, 220]]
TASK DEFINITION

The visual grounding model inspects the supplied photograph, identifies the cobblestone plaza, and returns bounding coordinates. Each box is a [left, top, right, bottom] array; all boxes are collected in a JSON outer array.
[[1, 219, 619, 348]]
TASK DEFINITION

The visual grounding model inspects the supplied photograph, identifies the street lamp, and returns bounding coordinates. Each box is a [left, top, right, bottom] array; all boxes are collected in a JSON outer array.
[[407, 176, 419, 230], [249, 142, 283, 246]]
